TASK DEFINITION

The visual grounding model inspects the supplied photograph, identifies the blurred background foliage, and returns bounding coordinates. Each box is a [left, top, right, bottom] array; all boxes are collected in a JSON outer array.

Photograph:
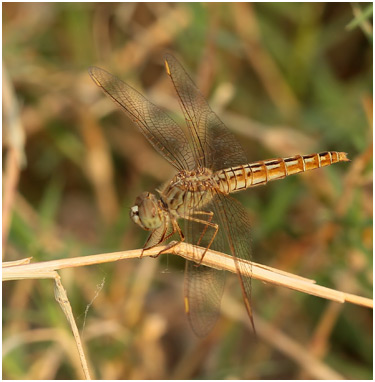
[[2, 2, 372, 379]]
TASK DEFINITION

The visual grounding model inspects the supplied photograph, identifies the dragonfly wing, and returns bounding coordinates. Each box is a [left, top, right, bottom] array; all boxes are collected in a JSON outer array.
[[164, 54, 247, 171], [204, 111, 248, 171], [211, 190, 255, 330], [184, 263, 225, 337], [89, 66, 195, 171], [183, 189, 226, 337], [165, 55, 254, 333]]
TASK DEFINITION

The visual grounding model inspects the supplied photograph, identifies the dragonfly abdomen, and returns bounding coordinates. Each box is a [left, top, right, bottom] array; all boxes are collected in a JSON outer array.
[[215, 151, 349, 193]]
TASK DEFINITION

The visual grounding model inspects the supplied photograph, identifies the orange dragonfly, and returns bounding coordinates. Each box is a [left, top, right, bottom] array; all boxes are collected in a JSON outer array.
[[89, 55, 348, 336]]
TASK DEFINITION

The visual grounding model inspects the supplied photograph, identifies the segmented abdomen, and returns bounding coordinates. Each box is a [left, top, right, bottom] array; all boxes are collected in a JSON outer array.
[[215, 151, 349, 194]]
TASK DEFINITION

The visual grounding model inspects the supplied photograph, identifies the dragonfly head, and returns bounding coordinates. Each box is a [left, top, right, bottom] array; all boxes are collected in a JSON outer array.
[[130, 192, 163, 231]]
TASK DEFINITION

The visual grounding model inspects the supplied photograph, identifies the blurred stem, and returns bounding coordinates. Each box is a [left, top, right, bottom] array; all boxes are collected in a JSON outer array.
[[347, 3, 373, 40], [3, 242, 373, 309], [2, 64, 26, 254]]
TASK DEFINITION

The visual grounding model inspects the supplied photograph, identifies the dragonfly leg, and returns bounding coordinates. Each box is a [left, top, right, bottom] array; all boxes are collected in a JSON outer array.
[[152, 240, 180, 258], [193, 211, 214, 246], [141, 216, 170, 258], [149, 219, 184, 258], [185, 212, 218, 266], [141, 234, 154, 258]]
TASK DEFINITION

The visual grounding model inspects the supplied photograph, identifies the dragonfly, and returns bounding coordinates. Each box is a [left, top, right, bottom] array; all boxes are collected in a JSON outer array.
[[89, 54, 348, 337]]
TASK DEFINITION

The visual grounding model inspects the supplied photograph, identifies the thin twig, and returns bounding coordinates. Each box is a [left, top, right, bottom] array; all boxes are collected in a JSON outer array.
[[3, 267, 92, 379], [54, 274, 92, 380], [3, 242, 372, 309]]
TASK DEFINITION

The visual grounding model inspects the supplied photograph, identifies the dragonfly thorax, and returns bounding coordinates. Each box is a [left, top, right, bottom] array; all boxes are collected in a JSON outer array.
[[130, 192, 164, 231], [166, 168, 214, 190], [160, 168, 216, 216]]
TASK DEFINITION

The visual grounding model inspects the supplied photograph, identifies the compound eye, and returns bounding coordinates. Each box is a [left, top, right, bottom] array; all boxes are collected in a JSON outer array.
[[130, 193, 163, 230], [130, 206, 140, 220]]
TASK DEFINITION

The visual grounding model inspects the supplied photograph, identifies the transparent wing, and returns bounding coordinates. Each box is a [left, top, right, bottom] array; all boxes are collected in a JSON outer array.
[[164, 54, 247, 171], [183, 189, 254, 336], [89, 66, 195, 171], [183, 190, 226, 337], [184, 263, 225, 337], [211, 191, 255, 330]]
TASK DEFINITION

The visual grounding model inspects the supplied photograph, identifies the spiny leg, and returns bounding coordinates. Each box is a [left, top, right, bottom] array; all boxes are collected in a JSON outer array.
[[149, 219, 184, 258], [185, 212, 218, 266], [141, 233, 158, 258], [141, 216, 171, 258], [192, 211, 214, 246]]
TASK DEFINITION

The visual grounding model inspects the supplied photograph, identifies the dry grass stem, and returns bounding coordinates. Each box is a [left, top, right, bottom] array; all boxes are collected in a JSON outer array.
[[3, 242, 372, 309], [221, 295, 345, 380], [233, 3, 299, 117], [2, 327, 89, 378], [2, 64, 26, 252], [4, 267, 92, 379], [54, 274, 92, 380]]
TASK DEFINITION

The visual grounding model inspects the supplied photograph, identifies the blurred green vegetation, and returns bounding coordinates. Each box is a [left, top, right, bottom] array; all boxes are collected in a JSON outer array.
[[3, 2, 372, 380]]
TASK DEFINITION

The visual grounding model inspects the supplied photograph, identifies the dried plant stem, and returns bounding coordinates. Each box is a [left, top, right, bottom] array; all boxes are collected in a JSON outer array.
[[221, 296, 345, 380], [3, 241, 372, 379], [3, 266, 92, 380], [3, 242, 372, 309], [2, 64, 26, 252], [54, 274, 92, 380]]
